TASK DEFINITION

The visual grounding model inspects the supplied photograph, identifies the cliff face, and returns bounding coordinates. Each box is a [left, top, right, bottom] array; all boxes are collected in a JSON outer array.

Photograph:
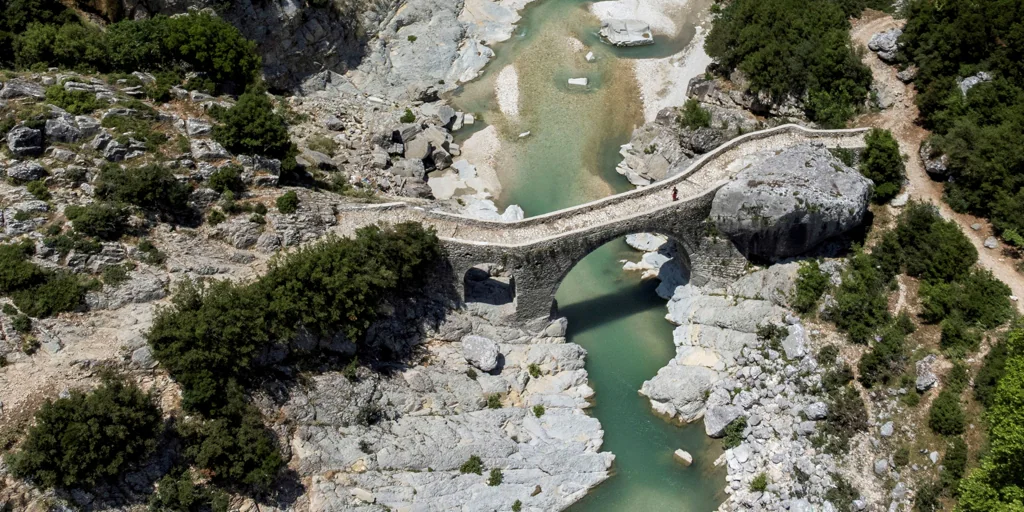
[[89, 0, 400, 90]]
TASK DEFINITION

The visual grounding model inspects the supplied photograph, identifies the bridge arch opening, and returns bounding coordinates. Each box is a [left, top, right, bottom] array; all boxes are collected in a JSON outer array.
[[549, 232, 693, 329], [463, 263, 516, 307]]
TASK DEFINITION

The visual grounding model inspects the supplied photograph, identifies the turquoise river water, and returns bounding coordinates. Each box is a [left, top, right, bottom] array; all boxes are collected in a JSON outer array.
[[450, 0, 727, 510]]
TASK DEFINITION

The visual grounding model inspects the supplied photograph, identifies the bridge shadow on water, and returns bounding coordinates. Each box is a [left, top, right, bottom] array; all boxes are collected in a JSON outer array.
[[558, 274, 677, 337]]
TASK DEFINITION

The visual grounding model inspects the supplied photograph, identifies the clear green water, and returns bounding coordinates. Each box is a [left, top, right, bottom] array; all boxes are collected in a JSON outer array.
[[450, 0, 727, 509]]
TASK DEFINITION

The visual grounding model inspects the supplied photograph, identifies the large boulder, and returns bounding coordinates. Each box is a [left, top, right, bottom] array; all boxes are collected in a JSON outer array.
[[868, 28, 902, 63], [0, 79, 45, 99], [710, 143, 872, 261], [599, 20, 654, 47], [460, 334, 499, 371], [704, 404, 743, 437], [7, 126, 44, 157], [7, 162, 47, 182], [45, 116, 82, 143]]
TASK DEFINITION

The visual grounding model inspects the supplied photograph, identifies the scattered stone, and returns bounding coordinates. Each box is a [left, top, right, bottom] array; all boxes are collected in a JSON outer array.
[[186, 118, 213, 137], [880, 421, 894, 437], [971, 223, 982, 231], [929, 451, 939, 464], [805, 402, 828, 420], [958, 71, 992, 96], [45, 116, 82, 143], [874, 458, 889, 476], [704, 405, 743, 437], [7, 161, 47, 182], [984, 236, 998, 249], [585, 51, 596, 62], [890, 191, 909, 207], [673, 449, 693, 466], [461, 334, 500, 372], [0, 79, 45, 99], [897, 66, 918, 83], [191, 139, 230, 161], [568, 77, 589, 88]]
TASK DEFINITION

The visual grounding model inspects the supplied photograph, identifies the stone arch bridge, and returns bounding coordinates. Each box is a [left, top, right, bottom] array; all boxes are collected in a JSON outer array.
[[333, 125, 869, 323]]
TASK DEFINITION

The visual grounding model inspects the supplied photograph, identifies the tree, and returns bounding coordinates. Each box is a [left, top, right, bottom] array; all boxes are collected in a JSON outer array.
[[860, 128, 905, 203], [7, 376, 162, 488], [928, 389, 965, 436], [212, 91, 293, 160]]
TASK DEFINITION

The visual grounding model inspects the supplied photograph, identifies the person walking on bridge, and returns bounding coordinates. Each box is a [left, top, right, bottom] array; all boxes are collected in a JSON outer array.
[[672, 186, 678, 201]]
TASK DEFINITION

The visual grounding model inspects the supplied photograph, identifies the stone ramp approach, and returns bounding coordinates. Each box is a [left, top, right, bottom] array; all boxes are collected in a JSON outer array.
[[333, 124, 869, 322]]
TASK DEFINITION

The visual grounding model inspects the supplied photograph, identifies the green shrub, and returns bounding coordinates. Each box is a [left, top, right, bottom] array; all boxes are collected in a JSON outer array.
[[212, 91, 294, 160], [100, 113, 168, 151], [486, 394, 502, 409], [181, 398, 283, 490], [928, 389, 965, 436], [400, 108, 416, 124], [914, 480, 942, 512], [860, 129, 905, 203], [974, 328, 1022, 408], [44, 231, 101, 257], [487, 468, 503, 486], [512, 500, 522, 512], [704, 0, 871, 126], [822, 364, 853, 394], [941, 437, 968, 489], [528, 363, 541, 378], [208, 165, 244, 195], [149, 468, 229, 512], [821, 385, 868, 454], [957, 326, 1024, 511], [824, 473, 859, 510], [206, 209, 226, 226], [817, 344, 839, 366], [894, 310, 917, 334], [306, 134, 338, 156], [460, 455, 483, 475], [893, 445, 910, 467], [680, 98, 711, 129], [276, 190, 299, 214], [44, 84, 107, 115], [64, 202, 128, 241], [896, 202, 977, 284], [138, 239, 167, 265], [25, 180, 50, 201], [722, 416, 747, 449], [829, 250, 891, 344], [858, 327, 907, 388], [939, 316, 982, 356], [0, 243, 90, 318], [102, 264, 131, 287], [533, 405, 545, 418], [920, 269, 1013, 328], [756, 323, 788, 352], [792, 259, 829, 313], [95, 164, 191, 216], [750, 472, 768, 492], [6, 375, 162, 489], [11, 313, 31, 333]]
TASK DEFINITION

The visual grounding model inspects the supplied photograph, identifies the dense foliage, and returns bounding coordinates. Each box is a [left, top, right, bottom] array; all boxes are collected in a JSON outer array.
[[792, 259, 829, 313], [146, 223, 440, 488], [95, 164, 192, 217], [212, 91, 295, 161], [899, 0, 1024, 236], [7, 376, 162, 489], [0, 242, 90, 317], [0, 0, 260, 92], [957, 326, 1024, 511], [64, 202, 129, 241], [705, 0, 872, 126], [859, 128, 905, 203]]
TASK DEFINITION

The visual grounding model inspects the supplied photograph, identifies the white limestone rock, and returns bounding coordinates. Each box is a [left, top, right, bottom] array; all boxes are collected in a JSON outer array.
[[599, 20, 654, 47], [462, 334, 500, 371]]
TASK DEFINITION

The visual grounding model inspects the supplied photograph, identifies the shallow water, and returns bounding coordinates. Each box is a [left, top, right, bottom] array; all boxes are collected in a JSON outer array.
[[450, 0, 726, 509]]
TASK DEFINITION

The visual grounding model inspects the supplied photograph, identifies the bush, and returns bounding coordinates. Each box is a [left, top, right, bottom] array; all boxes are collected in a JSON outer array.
[[512, 500, 522, 512], [722, 416, 747, 449], [957, 325, 1024, 511], [207, 165, 244, 195], [138, 239, 167, 265], [705, 0, 871, 125], [829, 251, 891, 344], [7, 375, 162, 489], [306, 134, 338, 156], [750, 472, 768, 492], [680, 99, 711, 129], [460, 455, 483, 475], [276, 190, 299, 214], [11, 313, 31, 333], [65, 202, 129, 241], [486, 394, 502, 409], [817, 344, 839, 366], [206, 209, 226, 226], [212, 91, 294, 160], [974, 327, 1023, 408], [792, 259, 829, 313], [893, 445, 910, 467], [939, 316, 982, 356], [400, 108, 415, 124], [528, 363, 541, 378], [821, 385, 868, 454], [102, 264, 131, 287], [0, 243, 90, 318], [920, 269, 1013, 328], [44, 84, 107, 115], [95, 164, 191, 216], [896, 202, 977, 283], [181, 399, 283, 490], [25, 180, 50, 201], [487, 468, 503, 486], [860, 129, 905, 204], [858, 327, 907, 388], [824, 473, 859, 510], [928, 389, 965, 436], [941, 437, 968, 489], [149, 469, 229, 512], [533, 405, 545, 418]]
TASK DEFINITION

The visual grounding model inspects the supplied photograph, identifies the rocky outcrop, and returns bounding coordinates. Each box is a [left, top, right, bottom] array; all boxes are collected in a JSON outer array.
[[7, 126, 44, 158], [710, 143, 872, 262], [283, 308, 613, 511]]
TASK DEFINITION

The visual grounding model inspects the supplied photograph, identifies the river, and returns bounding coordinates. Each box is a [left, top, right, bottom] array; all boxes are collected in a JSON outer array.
[[449, 0, 727, 510]]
